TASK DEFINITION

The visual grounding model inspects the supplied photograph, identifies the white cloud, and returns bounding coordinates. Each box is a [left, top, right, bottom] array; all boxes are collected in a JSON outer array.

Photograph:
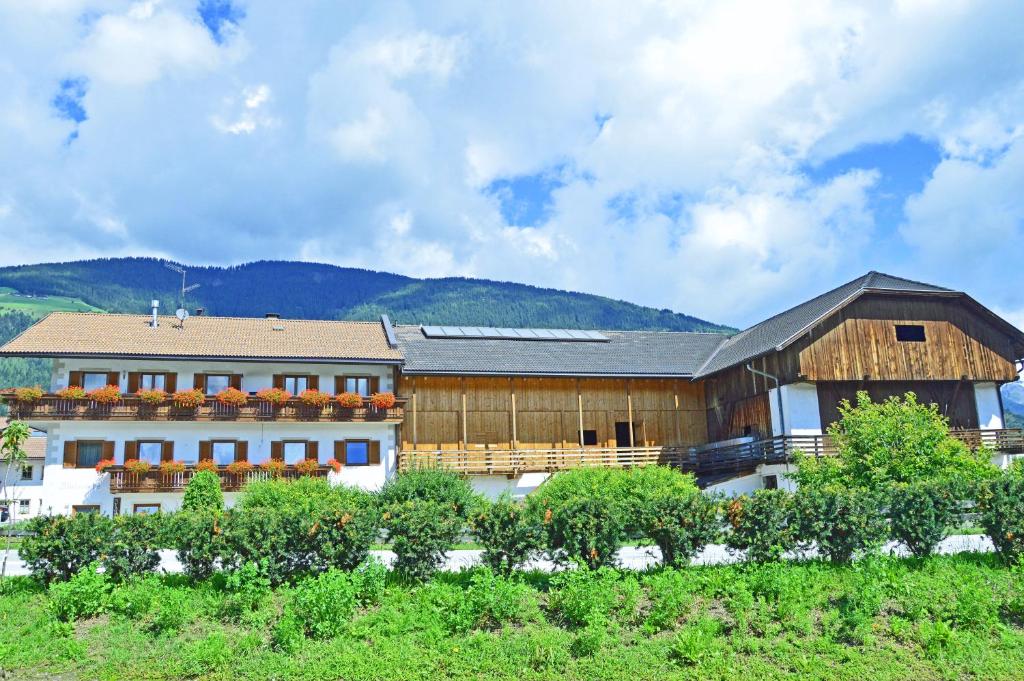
[[211, 83, 276, 135]]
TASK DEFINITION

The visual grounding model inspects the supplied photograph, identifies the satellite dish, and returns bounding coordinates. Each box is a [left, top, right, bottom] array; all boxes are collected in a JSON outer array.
[[175, 308, 189, 322]]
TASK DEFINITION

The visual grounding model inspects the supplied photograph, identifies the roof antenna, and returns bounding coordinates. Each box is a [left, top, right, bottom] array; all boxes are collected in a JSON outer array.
[[164, 262, 200, 328]]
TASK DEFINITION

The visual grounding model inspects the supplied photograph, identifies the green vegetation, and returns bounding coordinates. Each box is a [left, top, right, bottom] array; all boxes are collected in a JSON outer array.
[[2, 554, 1024, 679], [0, 286, 101, 316]]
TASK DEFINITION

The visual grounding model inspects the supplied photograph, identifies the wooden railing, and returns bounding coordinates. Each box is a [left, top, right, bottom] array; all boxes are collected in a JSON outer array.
[[398, 428, 1024, 477], [107, 465, 331, 493], [5, 395, 406, 423]]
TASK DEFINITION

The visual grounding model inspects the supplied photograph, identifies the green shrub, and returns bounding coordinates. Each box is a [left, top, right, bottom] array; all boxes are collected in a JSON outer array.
[[385, 499, 462, 581], [463, 568, 539, 629], [546, 496, 625, 569], [307, 490, 380, 573], [102, 513, 162, 582], [470, 493, 544, 575], [640, 489, 720, 567], [221, 506, 310, 586], [169, 510, 227, 581], [548, 567, 640, 627], [47, 563, 110, 621], [145, 587, 192, 635], [20, 513, 113, 584], [290, 569, 358, 639], [889, 480, 961, 557], [108, 575, 162, 620], [795, 486, 888, 563], [643, 569, 694, 631], [218, 562, 271, 623], [181, 470, 224, 512], [626, 467, 703, 537], [725, 489, 797, 563], [977, 472, 1024, 564], [379, 469, 479, 519]]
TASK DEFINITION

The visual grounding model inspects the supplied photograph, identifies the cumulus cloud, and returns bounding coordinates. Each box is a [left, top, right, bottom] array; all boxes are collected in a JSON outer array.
[[0, 1, 1022, 326]]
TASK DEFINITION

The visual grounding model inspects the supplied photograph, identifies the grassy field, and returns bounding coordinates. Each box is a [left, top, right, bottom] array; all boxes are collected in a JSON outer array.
[[0, 286, 103, 316], [0, 553, 1022, 680]]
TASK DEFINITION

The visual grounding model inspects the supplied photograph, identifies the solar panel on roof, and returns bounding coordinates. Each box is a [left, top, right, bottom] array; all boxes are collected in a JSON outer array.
[[420, 326, 609, 341]]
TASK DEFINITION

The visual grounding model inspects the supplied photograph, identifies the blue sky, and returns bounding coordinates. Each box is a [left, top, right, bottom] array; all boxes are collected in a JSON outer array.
[[1, 1, 1024, 329]]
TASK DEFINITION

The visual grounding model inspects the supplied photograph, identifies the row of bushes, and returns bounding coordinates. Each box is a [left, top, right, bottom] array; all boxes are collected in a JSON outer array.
[[19, 465, 1024, 586]]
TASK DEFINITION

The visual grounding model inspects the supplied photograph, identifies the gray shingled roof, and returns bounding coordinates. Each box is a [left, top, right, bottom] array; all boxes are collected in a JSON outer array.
[[395, 326, 727, 377], [693, 271, 955, 377]]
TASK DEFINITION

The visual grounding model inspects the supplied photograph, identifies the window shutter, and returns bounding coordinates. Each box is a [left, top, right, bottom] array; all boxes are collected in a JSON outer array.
[[369, 377, 380, 394], [102, 441, 115, 460], [107, 371, 120, 387], [127, 373, 141, 393], [230, 374, 243, 390], [165, 373, 177, 393], [69, 371, 83, 387], [124, 441, 138, 461], [334, 441, 347, 465], [368, 440, 381, 465], [271, 441, 283, 461], [308, 375, 319, 391], [193, 374, 207, 392], [63, 441, 77, 468], [307, 441, 319, 461], [161, 441, 174, 462], [199, 441, 212, 462], [272, 374, 284, 389], [334, 376, 345, 394], [236, 441, 248, 462]]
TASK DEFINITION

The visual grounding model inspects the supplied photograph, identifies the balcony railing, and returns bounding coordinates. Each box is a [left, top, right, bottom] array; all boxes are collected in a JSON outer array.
[[107, 464, 332, 493], [398, 428, 1024, 477], [5, 394, 406, 423]]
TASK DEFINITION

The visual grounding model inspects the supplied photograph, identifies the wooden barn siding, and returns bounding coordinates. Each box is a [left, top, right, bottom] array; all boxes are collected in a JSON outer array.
[[399, 375, 707, 450], [703, 353, 794, 442], [817, 381, 979, 431], [795, 295, 1018, 382]]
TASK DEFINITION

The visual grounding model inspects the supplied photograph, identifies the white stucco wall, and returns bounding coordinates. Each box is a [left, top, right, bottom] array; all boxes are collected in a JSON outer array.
[[768, 382, 823, 436], [974, 382, 1004, 430], [470, 472, 552, 499]]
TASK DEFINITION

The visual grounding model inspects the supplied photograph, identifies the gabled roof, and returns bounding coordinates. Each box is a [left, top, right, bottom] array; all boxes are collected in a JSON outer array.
[[0, 312, 403, 363], [396, 325, 726, 377], [693, 271, 1017, 377]]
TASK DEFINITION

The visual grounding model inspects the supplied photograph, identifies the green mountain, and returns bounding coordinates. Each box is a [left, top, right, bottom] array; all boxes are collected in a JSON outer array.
[[0, 257, 735, 390]]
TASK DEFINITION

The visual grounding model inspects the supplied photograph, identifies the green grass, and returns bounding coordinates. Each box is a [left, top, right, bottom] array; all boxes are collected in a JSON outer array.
[[0, 286, 103, 317], [2, 553, 1023, 680]]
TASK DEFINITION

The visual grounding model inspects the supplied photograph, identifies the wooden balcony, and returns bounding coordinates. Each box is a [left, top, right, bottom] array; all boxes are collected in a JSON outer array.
[[107, 464, 331, 493], [5, 394, 406, 423], [398, 428, 1024, 478]]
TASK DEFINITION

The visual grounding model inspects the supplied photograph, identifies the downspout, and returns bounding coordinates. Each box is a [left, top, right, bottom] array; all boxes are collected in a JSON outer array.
[[745, 363, 785, 436]]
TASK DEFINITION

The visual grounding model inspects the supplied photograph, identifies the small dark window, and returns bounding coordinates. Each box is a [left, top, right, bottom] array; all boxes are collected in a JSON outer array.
[[742, 425, 753, 437], [578, 430, 598, 446], [763, 475, 779, 490], [895, 324, 926, 342]]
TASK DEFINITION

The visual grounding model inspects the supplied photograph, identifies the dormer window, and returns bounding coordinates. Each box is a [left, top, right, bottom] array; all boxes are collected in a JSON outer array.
[[895, 324, 926, 342]]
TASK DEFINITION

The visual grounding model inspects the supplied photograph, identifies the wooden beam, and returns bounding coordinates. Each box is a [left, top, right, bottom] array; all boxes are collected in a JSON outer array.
[[411, 377, 418, 447], [510, 377, 518, 449], [461, 376, 468, 448], [673, 380, 681, 445], [627, 379, 635, 447], [577, 378, 584, 447]]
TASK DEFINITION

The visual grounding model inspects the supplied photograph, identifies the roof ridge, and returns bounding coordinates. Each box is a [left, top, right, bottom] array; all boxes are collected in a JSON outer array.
[[40, 311, 381, 325]]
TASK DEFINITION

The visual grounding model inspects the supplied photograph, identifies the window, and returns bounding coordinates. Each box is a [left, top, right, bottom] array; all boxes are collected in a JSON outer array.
[[895, 324, 926, 342], [82, 372, 109, 391], [345, 441, 369, 466], [343, 377, 371, 397], [578, 430, 598, 446], [77, 441, 103, 468], [211, 441, 236, 466], [137, 441, 163, 465], [133, 503, 160, 515], [20, 465, 32, 481], [139, 373, 165, 390], [72, 505, 100, 515], [283, 441, 308, 465], [763, 475, 779, 490], [18, 499, 29, 513], [205, 374, 231, 395], [283, 376, 308, 394]]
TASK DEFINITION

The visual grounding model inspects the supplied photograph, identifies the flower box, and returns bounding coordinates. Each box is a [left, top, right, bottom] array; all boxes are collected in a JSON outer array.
[[335, 391, 363, 409], [173, 389, 206, 409], [159, 460, 186, 475], [195, 459, 219, 473], [95, 458, 116, 473], [226, 460, 254, 475], [294, 458, 320, 475], [136, 388, 168, 405], [256, 387, 292, 407], [369, 392, 396, 410], [215, 387, 248, 407], [124, 459, 152, 474], [57, 385, 87, 400], [260, 459, 286, 477], [13, 386, 43, 402], [298, 389, 331, 409], [327, 459, 343, 473], [87, 385, 122, 405]]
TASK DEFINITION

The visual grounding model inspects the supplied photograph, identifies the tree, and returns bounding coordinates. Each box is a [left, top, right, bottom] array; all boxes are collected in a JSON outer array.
[[0, 420, 30, 581]]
